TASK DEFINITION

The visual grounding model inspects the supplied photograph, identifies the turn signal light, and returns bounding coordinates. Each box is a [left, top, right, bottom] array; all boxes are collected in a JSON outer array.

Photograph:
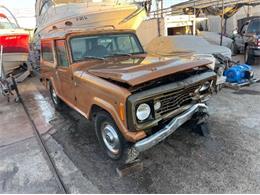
[[257, 39, 260, 47], [119, 103, 125, 122]]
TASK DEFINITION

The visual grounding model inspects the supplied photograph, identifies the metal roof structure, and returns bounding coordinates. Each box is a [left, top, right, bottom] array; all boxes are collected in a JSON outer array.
[[150, 0, 260, 17], [172, 0, 260, 13]]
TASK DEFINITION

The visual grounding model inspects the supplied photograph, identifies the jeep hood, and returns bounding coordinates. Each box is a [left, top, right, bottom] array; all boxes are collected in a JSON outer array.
[[87, 56, 211, 87]]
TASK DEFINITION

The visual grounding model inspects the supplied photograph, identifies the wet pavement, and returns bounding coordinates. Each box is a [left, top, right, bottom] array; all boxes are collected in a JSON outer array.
[[0, 55, 260, 193], [0, 90, 61, 193]]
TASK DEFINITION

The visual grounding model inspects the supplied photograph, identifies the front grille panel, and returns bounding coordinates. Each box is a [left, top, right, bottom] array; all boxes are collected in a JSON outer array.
[[154, 83, 201, 115]]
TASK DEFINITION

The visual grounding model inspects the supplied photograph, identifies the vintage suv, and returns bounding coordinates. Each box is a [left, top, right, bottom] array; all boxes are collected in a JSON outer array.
[[40, 29, 216, 162]]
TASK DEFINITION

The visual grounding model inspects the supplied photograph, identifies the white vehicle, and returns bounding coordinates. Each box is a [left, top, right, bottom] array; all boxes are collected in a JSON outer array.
[[145, 35, 232, 60], [198, 31, 233, 49]]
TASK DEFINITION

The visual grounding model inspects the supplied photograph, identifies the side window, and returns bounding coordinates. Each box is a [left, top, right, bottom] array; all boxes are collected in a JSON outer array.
[[241, 24, 248, 34], [55, 40, 69, 67], [41, 41, 54, 62], [70, 37, 87, 61]]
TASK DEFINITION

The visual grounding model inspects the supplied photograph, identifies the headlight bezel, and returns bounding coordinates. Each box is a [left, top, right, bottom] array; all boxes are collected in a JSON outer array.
[[126, 71, 217, 131]]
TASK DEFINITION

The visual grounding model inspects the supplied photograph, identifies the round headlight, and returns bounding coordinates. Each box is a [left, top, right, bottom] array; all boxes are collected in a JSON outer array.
[[136, 103, 151, 121], [154, 101, 161, 111]]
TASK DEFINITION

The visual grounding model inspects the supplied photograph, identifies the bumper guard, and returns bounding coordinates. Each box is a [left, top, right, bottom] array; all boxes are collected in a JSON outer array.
[[134, 103, 208, 152]]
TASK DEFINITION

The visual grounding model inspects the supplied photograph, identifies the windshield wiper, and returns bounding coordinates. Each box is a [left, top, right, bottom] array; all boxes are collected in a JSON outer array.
[[84, 56, 105, 60], [105, 53, 133, 58]]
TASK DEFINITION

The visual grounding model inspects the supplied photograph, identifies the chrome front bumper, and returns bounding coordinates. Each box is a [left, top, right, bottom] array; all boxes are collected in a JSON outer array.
[[133, 103, 208, 152]]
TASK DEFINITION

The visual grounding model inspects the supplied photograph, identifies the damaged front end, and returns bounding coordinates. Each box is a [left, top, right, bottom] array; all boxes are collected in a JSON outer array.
[[124, 69, 216, 163], [126, 70, 216, 131]]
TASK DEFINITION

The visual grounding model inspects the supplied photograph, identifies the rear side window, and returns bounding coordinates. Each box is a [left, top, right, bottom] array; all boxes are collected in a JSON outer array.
[[55, 40, 69, 67], [41, 41, 54, 62]]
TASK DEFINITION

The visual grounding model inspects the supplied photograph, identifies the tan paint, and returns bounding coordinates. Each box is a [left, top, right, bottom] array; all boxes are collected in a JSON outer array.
[[40, 29, 211, 142]]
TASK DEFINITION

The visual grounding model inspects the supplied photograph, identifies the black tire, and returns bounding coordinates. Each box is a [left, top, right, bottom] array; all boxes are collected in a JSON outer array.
[[245, 46, 255, 65], [94, 111, 127, 160], [49, 83, 64, 110], [191, 123, 209, 137], [231, 42, 239, 55]]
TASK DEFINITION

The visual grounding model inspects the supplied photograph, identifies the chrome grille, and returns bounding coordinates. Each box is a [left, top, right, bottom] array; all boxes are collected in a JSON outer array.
[[154, 83, 201, 115]]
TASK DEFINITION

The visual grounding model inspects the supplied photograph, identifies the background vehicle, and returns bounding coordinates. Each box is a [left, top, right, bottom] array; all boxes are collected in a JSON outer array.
[[145, 35, 232, 60], [198, 31, 233, 49], [232, 17, 260, 64]]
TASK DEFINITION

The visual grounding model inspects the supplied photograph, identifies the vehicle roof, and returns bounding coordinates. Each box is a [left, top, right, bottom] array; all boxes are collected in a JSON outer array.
[[250, 17, 260, 22], [40, 28, 136, 40]]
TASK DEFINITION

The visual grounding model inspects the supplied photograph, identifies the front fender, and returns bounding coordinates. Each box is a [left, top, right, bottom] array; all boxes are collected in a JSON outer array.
[[89, 97, 146, 143]]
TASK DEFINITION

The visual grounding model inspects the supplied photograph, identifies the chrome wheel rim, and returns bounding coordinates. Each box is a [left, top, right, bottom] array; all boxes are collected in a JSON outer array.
[[51, 88, 58, 105], [101, 123, 120, 155]]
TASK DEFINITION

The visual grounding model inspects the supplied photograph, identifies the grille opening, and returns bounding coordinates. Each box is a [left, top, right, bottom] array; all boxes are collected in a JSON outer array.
[[155, 83, 201, 115]]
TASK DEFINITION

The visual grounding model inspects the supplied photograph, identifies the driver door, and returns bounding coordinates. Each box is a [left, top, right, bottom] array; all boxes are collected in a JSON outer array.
[[55, 40, 75, 106], [236, 24, 248, 52]]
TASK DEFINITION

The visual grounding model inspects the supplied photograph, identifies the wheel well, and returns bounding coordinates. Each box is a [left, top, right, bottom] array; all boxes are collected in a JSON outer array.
[[89, 105, 108, 121]]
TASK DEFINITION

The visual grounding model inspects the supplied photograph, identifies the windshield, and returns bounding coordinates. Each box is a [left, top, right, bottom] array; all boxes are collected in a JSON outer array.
[[247, 19, 260, 34], [70, 33, 144, 62], [0, 18, 16, 29]]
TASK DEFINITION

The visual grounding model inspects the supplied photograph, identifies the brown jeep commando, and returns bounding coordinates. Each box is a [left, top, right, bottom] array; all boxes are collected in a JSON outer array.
[[40, 29, 216, 163]]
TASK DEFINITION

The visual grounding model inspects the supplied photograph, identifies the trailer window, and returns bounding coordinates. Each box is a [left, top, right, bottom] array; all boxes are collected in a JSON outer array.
[[41, 41, 54, 63]]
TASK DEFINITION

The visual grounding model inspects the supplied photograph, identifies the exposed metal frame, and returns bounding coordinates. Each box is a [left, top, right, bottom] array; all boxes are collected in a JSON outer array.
[[149, 0, 260, 17]]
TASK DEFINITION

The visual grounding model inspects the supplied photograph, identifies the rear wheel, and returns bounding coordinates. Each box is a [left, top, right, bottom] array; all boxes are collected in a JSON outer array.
[[191, 123, 209, 137], [49, 83, 64, 110], [94, 111, 127, 160]]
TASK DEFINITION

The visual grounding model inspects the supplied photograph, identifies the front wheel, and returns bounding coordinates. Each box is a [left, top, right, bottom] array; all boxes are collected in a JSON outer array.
[[245, 46, 254, 65], [231, 42, 239, 55], [94, 111, 127, 160]]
